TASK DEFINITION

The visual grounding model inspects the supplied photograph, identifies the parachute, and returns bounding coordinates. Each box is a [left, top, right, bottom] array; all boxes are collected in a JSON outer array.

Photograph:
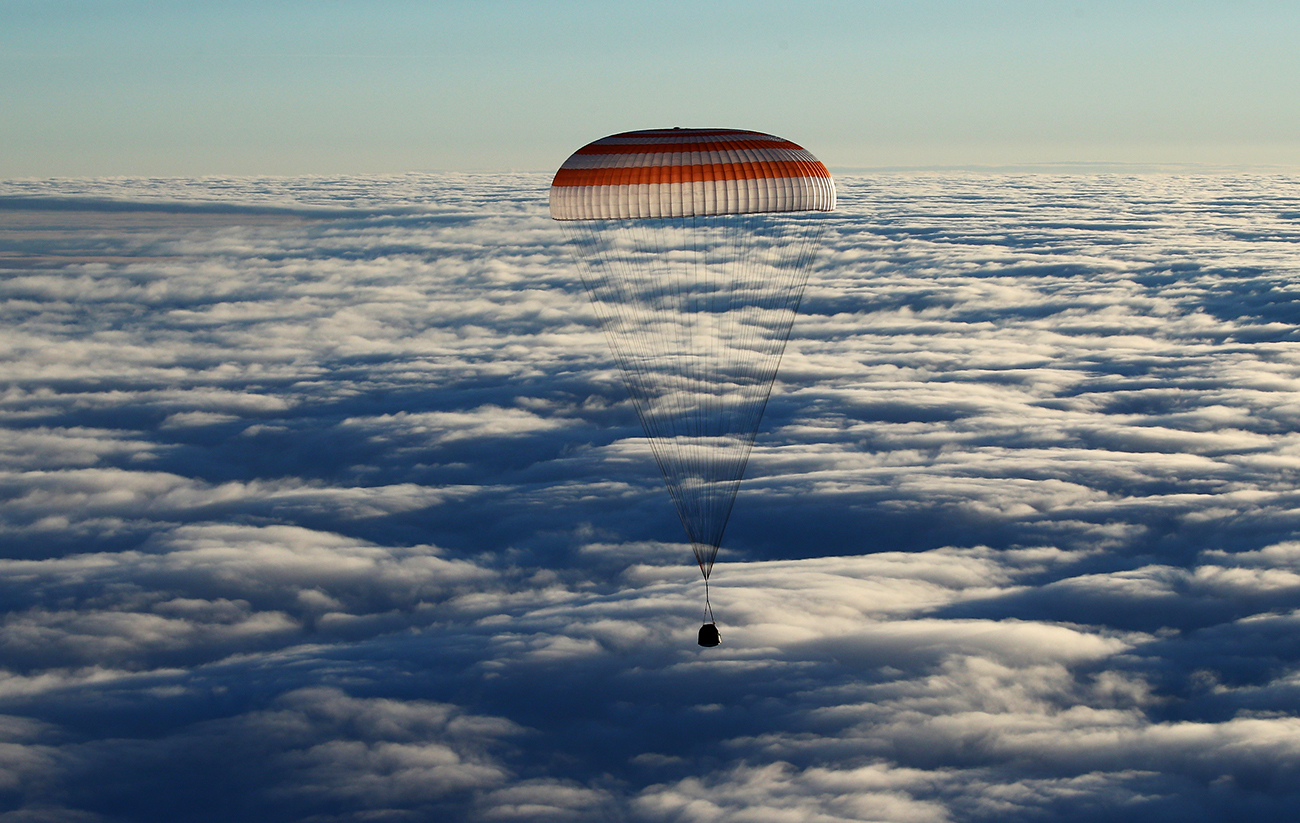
[[551, 128, 835, 645]]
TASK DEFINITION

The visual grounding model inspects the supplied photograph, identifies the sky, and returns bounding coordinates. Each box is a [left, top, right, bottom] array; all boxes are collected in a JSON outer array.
[[3, 172, 1300, 820], [3, 0, 1300, 177]]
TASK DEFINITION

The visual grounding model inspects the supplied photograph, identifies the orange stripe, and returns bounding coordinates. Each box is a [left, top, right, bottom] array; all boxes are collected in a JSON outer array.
[[551, 161, 830, 188], [575, 138, 806, 155]]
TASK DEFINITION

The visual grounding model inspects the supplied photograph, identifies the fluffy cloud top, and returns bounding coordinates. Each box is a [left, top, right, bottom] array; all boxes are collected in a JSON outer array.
[[1, 172, 1299, 821]]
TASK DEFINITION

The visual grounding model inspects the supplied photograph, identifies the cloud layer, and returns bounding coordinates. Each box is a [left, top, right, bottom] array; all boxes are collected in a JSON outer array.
[[2, 172, 1300, 821]]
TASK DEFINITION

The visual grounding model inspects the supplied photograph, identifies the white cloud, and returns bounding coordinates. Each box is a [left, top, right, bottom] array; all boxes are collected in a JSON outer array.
[[634, 761, 953, 823], [4, 173, 1300, 821], [265, 687, 523, 805]]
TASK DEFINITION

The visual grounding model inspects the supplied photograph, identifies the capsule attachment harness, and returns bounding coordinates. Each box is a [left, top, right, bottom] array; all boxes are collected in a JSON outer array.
[[698, 577, 720, 647]]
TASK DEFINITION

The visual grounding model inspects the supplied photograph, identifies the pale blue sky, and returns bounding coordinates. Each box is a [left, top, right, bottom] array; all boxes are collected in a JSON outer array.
[[3, 0, 1298, 177]]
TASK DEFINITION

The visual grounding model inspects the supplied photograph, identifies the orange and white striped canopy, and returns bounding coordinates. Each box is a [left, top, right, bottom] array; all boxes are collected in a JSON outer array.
[[550, 128, 835, 221]]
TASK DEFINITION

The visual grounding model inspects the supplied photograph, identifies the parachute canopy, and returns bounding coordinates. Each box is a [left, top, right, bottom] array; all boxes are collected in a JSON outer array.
[[552, 128, 833, 586], [550, 128, 834, 220]]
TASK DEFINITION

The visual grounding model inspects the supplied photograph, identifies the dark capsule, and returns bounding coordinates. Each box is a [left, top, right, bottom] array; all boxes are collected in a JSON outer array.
[[697, 622, 720, 648]]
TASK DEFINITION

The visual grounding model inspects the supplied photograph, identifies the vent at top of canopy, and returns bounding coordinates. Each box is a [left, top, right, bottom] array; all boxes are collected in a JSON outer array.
[[550, 128, 836, 221]]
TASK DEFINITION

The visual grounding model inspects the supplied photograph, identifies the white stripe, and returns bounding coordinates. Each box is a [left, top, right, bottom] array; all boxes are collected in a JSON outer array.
[[550, 176, 835, 220]]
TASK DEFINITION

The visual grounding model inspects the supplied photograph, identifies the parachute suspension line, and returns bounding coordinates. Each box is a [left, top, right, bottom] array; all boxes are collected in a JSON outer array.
[[561, 212, 828, 583], [698, 211, 715, 574], [564, 218, 704, 560], [725, 214, 826, 501], [692, 213, 826, 577], [703, 576, 715, 625]]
